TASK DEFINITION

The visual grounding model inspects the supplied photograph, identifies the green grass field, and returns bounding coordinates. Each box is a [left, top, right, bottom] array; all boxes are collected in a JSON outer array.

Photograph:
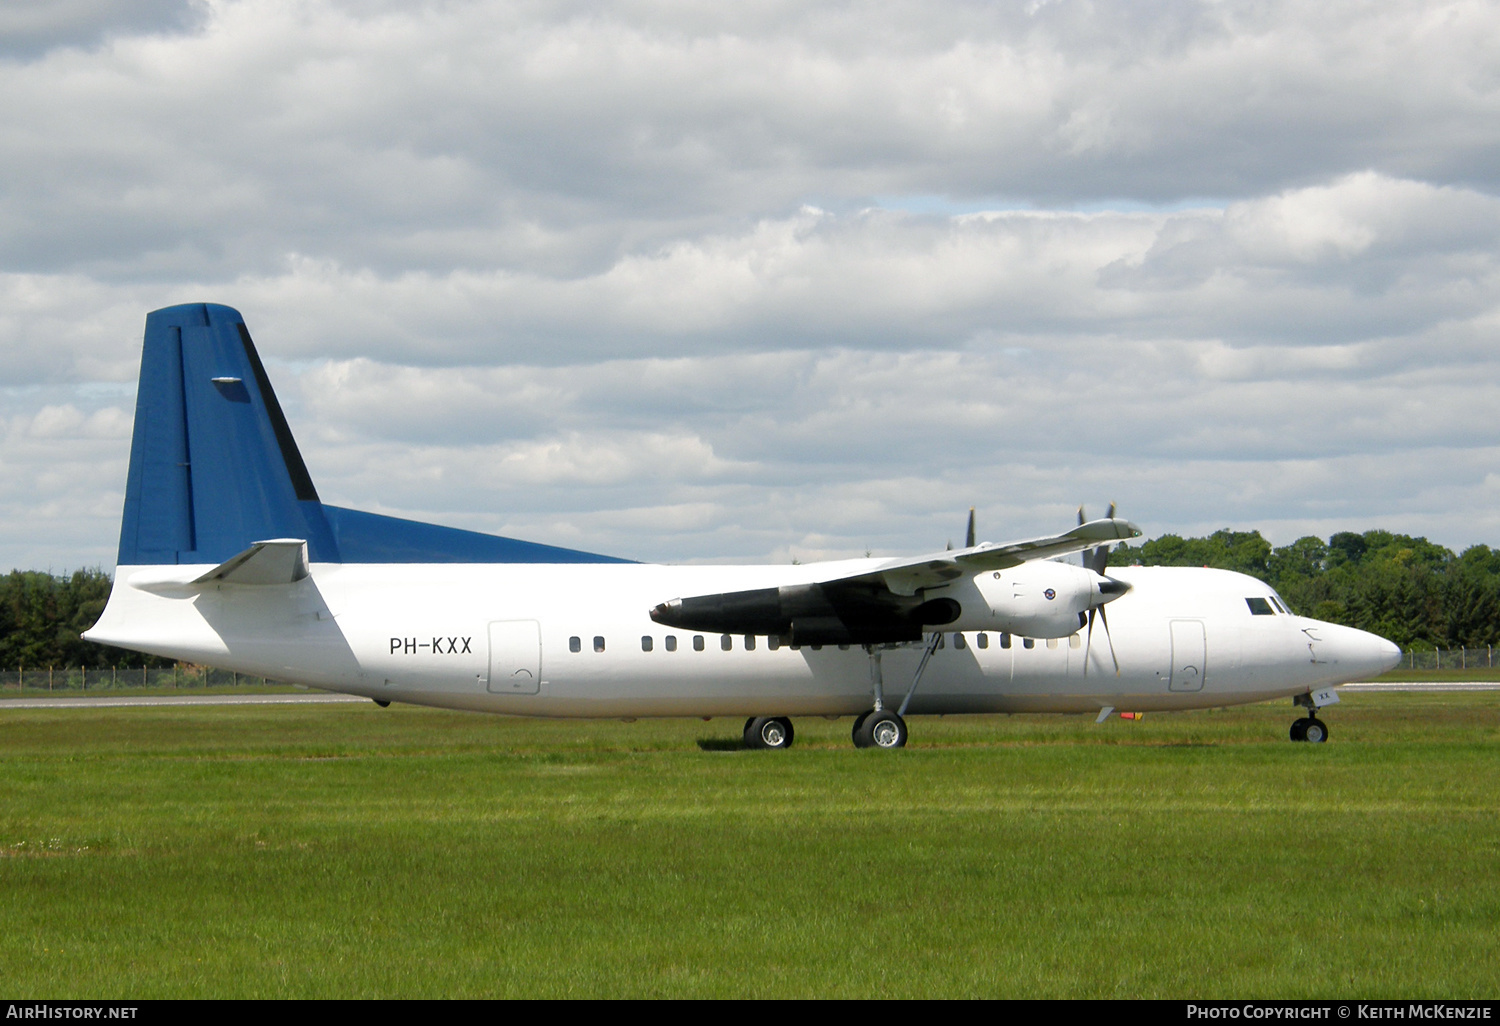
[[1, 693, 1496, 998]]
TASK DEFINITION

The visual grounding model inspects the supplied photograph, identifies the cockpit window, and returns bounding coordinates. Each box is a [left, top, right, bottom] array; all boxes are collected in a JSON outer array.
[[1246, 597, 1275, 615]]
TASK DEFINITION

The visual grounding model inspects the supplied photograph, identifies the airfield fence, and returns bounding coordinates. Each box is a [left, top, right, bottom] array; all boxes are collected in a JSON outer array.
[[1399, 646, 1493, 671], [0, 666, 283, 692], [1, 646, 1496, 692]]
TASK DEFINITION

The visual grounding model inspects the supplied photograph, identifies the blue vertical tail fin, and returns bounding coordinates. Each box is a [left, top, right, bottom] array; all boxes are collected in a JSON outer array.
[[118, 303, 631, 567], [119, 303, 338, 565]]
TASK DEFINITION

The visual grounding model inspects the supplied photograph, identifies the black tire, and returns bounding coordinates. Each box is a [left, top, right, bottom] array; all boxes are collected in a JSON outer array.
[[853, 710, 907, 749], [745, 716, 794, 750], [1289, 717, 1309, 742], [850, 710, 871, 746], [373, 699, 390, 708], [1303, 718, 1328, 744]]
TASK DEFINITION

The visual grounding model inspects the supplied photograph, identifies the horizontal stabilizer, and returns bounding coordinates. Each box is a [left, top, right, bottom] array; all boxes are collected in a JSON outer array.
[[193, 539, 310, 586]]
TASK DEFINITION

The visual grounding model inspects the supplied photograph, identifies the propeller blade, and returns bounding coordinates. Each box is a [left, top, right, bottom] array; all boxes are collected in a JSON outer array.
[[1099, 602, 1121, 677], [1083, 607, 1095, 678], [1086, 501, 1120, 575], [965, 507, 976, 548]]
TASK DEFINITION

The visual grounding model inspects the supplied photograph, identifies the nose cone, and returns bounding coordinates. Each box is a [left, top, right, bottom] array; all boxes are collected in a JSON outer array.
[[1375, 634, 1402, 675], [1314, 622, 1402, 681]]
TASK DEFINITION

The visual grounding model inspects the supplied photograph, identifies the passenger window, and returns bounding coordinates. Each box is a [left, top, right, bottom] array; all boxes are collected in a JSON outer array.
[[768, 636, 781, 651], [641, 636, 653, 652], [977, 633, 988, 649], [1069, 634, 1081, 649], [838, 643, 849, 651], [569, 636, 581, 653], [1000, 633, 1011, 649], [953, 633, 967, 650], [593, 636, 606, 653], [1023, 638, 1035, 649], [1246, 597, 1275, 616], [693, 635, 705, 652], [811, 644, 823, 651], [665, 636, 678, 652], [745, 635, 756, 651], [721, 634, 733, 651], [1046, 637, 1058, 649]]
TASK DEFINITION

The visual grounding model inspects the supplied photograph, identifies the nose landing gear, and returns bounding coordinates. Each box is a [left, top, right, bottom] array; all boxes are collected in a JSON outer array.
[[1289, 716, 1329, 742], [1290, 691, 1332, 743]]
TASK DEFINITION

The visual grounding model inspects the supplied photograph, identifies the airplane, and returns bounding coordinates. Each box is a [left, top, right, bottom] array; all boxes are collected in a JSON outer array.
[[84, 303, 1403, 749]]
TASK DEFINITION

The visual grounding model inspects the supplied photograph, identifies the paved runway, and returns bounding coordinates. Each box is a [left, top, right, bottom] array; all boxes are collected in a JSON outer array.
[[1336, 682, 1500, 692], [0, 692, 371, 709], [0, 683, 1496, 710]]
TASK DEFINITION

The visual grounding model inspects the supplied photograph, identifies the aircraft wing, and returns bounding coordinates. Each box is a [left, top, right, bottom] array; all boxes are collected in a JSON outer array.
[[855, 517, 1142, 596], [650, 517, 1141, 645]]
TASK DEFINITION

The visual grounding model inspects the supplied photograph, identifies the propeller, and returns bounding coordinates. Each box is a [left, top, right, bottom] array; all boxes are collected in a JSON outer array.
[[1078, 501, 1116, 574], [948, 506, 977, 551], [1078, 503, 1125, 678]]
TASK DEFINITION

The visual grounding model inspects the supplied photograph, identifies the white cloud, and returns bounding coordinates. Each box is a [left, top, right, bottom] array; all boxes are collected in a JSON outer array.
[[4, 1, 1500, 279], [2, 2, 1500, 568], [0, 398, 132, 569]]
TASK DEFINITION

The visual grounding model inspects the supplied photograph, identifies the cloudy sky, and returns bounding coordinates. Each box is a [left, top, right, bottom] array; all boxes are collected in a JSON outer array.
[[3, 0, 1499, 570]]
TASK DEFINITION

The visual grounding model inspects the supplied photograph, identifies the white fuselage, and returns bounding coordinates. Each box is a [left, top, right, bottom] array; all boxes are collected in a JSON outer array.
[[86, 561, 1401, 718]]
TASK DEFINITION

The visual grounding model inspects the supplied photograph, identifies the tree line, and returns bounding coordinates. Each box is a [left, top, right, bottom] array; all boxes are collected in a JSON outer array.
[[0, 569, 170, 669], [4, 528, 1499, 665], [1111, 529, 1500, 649]]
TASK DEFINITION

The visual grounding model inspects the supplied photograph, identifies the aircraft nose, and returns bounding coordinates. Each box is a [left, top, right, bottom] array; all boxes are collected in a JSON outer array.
[[1376, 635, 1402, 675], [1316, 622, 1401, 680]]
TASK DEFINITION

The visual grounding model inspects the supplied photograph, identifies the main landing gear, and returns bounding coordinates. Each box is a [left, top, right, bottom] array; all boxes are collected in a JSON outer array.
[[852, 709, 908, 749], [1289, 692, 1330, 743], [742, 633, 943, 752], [744, 716, 795, 750], [851, 634, 942, 749]]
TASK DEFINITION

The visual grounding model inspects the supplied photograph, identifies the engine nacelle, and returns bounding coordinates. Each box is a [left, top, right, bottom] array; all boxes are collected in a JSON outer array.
[[937, 561, 1123, 639]]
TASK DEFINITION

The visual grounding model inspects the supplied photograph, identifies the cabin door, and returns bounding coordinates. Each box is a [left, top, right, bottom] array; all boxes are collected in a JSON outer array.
[[487, 620, 542, 695], [1168, 619, 1206, 692]]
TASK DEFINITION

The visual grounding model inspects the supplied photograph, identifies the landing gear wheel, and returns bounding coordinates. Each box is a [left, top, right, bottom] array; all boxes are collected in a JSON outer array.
[[1303, 718, 1328, 744], [850, 710, 871, 745], [744, 716, 794, 750], [853, 710, 907, 749], [1290, 717, 1309, 742]]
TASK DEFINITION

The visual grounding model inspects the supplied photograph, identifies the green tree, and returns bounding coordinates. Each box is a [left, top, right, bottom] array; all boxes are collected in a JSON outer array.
[[0, 569, 168, 669], [1115, 527, 1500, 647]]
